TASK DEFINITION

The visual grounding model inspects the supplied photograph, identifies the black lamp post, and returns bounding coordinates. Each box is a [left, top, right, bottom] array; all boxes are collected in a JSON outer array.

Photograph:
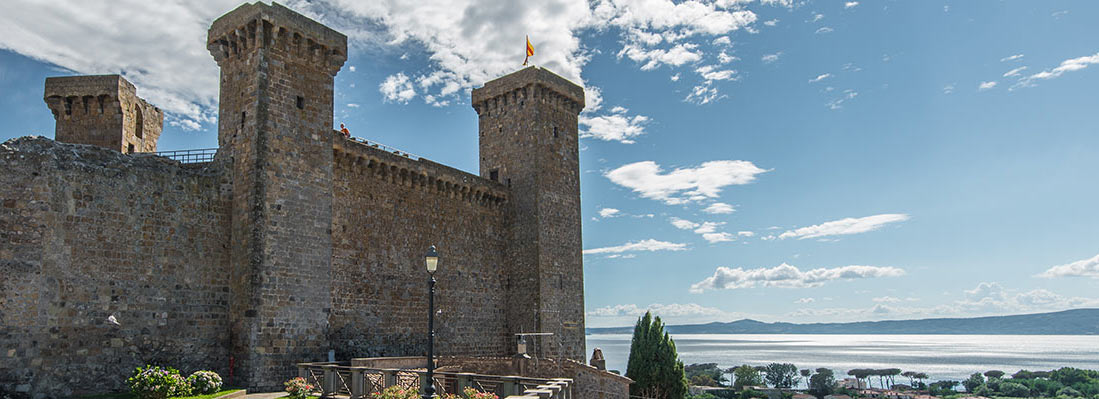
[[423, 245, 439, 399]]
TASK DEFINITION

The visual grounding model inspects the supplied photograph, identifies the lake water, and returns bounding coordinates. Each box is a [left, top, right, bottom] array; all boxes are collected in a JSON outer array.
[[585, 334, 1099, 383]]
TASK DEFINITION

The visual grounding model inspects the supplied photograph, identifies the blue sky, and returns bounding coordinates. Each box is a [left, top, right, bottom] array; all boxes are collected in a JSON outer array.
[[2, 0, 1098, 327]]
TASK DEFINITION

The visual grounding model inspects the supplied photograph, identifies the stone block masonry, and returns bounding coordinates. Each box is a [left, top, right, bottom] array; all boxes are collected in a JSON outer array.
[[44, 75, 163, 153], [0, 1, 607, 397], [0, 137, 231, 397]]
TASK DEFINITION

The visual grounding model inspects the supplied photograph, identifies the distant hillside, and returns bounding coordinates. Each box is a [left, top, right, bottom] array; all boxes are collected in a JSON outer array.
[[587, 308, 1099, 335]]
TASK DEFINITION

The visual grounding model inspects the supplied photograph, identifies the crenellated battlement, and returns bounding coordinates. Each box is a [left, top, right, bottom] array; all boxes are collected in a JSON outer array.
[[471, 67, 585, 116], [333, 133, 508, 209], [43, 74, 163, 153], [207, 2, 346, 75]]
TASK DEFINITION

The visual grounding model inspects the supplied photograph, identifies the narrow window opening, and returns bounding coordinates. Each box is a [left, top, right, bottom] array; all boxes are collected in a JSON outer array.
[[127, 143, 135, 154], [134, 105, 144, 139], [296, 96, 304, 109], [241, 111, 247, 129], [553, 126, 558, 138], [64, 97, 73, 116], [489, 169, 499, 182], [506, 178, 512, 187]]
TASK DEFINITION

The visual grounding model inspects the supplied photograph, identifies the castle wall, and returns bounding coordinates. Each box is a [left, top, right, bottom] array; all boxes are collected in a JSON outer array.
[[0, 137, 231, 397], [328, 137, 512, 359]]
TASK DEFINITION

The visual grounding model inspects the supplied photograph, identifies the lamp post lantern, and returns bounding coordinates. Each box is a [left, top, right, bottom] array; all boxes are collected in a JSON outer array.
[[423, 245, 439, 399]]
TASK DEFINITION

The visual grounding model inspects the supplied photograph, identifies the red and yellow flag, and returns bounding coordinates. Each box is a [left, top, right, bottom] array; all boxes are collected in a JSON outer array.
[[524, 36, 534, 66]]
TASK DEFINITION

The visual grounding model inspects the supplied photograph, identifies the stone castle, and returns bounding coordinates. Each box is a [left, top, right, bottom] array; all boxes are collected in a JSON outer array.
[[0, 2, 619, 397]]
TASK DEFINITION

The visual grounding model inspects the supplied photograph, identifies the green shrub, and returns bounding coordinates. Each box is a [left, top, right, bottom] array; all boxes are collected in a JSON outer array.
[[1057, 386, 1083, 398], [186, 370, 223, 395], [127, 365, 191, 399], [999, 381, 1031, 397]]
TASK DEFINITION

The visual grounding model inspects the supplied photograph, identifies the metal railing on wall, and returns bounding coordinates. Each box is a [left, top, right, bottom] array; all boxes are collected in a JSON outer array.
[[155, 148, 217, 164], [297, 361, 572, 399]]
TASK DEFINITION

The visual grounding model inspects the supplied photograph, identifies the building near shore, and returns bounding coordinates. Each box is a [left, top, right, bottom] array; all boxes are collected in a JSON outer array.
[[0, 2, 626, 398]]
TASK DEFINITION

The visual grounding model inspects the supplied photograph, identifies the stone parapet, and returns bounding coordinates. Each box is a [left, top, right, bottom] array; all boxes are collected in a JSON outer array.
[[207, 1, 346, 75], [334, 134, 509, 209]]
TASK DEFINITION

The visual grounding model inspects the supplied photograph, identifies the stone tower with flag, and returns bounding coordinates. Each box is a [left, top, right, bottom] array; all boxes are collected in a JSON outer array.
[[0, 2, 606, 397], [473, 66, 587, 361]]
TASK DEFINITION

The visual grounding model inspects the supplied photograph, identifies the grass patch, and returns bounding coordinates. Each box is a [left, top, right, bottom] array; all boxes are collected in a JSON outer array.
[[77, 389, 243, 399]]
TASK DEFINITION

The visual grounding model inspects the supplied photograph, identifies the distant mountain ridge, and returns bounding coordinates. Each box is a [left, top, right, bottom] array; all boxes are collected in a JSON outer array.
[[586, 308, 1099, 335]]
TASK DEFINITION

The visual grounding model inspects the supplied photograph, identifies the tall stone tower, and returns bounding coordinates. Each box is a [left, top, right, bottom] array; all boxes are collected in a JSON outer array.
[[207, 2, 346, 390], [43, 75, 163, 153], [472, 67, 586, 361]]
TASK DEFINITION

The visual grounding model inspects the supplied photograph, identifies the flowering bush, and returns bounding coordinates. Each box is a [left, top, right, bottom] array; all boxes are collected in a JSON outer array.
[[285, 377, 315, 399], [367, 385, 496, 399], [462, 387, 498, 399], [127, 365, 191, 399], [371, 385, 419, 399], [187, 370, 223, 395]]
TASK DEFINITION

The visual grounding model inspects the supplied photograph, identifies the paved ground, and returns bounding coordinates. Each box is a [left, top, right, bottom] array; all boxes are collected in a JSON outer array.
[[239, 392, 286, 399]]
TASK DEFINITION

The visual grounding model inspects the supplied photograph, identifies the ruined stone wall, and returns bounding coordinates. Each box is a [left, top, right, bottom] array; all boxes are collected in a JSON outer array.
[[329, 137, 512, 360], [43, 75, 163, 153], [0, 137, 231, 397]]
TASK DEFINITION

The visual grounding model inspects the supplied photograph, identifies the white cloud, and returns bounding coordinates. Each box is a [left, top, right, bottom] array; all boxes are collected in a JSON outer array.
[[670, 73, 681, 81], [696, 65, 737, 81], [761, 52, 781, 63], [717, 51, 738, 64], [606, 160, 767, 205], [588, 302, 726, 318], [844, 2, 859, 9], [815, 26, 833, 34], [0, 0, 233, 128], [670, 217, 737, 243], [685, 83, 725, 104], [737, 231, 754, 237], [1015, 52, 1099, 89], [580, 109, 650, 144], [778, 213, 910, 240], [349, 65, 357, 72], [618, 42, 703, 70], [583, 239, 688, 255], [809, 73, 832, 83], [795, 297, 815, 304], [943, 84, 955, 94], [598, 208, 622, 218], [826, 89, 858, 110], [763, 19, 778, 27], [872, 296, 901, 303], [703, 202, 736, 214], [978, 81, 998, 91], [1003, 66, 1028, 77], [812, 13, 824, 22], [690, 263, 906, 293], [956, 281, 1099, 313], [379, 73, 417, 103], [1001, 54, 1025, 62], [346, 103, 360, 108], [1037, 254, 1099, 279], [712, 36, 732, 46]]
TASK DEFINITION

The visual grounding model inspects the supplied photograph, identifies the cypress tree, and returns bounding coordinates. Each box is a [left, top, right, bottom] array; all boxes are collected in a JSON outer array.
[[626, 311, 689, 399]]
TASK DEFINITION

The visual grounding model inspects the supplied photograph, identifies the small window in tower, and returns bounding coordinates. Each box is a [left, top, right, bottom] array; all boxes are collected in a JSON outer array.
[[134, 105, 144, 139], [553, 126, 558, 138], [507, 178, 512, 187], [127, 143, 135, 154], [241, 111, 247, 129], [296, 96, 305, 110], [489, 169, 499, 182]]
